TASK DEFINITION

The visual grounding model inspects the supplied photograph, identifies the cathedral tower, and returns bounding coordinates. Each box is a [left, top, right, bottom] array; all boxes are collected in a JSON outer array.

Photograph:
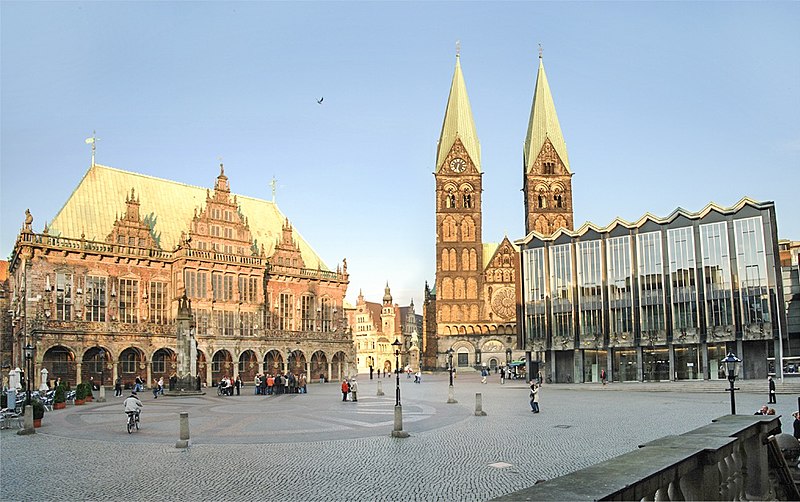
[[523, 52, 574, 235], [434, 53, 484, 328]]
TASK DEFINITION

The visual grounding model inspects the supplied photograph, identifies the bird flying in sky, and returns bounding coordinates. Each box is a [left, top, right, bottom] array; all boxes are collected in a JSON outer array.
[[317, 97, 324, 104]]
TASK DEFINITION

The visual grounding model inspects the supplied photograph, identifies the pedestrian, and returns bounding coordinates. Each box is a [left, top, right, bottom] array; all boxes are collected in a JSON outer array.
[[415, 370, 421, 383], [350, 378, 358, 402], [792, 412, 800, 440], [319, 373, 325, 384], [537, 370, 543, 385], [500, 366, 506, 385], [152, 379, 160, 399], [169, 373, 177, 391], [529, 383, 540, 413], [134, 375, 143, 392], [481, 366, 488, 384], [768, 376, 776, 404], [299, 373, 307, 394], [157, 376, 164, 395], [600, 368, 607, 385], [235, 375, 242, 396], [341, 379, 349, 401], [369, 366, 374, 380]]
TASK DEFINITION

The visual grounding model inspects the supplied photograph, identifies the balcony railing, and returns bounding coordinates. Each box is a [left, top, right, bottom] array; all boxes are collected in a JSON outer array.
[[493, 415, 788, 501]]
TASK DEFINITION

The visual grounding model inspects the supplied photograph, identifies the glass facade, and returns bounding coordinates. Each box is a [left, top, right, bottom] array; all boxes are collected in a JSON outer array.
[[550, 244, 573, 349], [519, 200, 785, 383], [607, 236, 633, 343], [667, 227, 698, 335], [734, 217, 771, 337]]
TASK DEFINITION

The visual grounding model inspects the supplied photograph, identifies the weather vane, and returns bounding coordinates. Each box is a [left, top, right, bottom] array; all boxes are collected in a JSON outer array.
[[84, 130, 99, 167], [456, 40, 461, 57]]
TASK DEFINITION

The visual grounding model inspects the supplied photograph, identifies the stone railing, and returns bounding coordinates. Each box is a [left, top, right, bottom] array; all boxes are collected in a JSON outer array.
[[182, 248, 264, 266], [15, 232, 173, 260], [494, 415, 783, 501]]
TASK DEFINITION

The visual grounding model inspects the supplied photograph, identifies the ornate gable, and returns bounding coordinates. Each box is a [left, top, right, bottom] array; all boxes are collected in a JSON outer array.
[[105, 188, 159, 249], [187, 164, 257, 256], [270, 218, 306, 270]]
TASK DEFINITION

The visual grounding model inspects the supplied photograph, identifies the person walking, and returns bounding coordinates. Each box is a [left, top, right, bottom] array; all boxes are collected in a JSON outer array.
[[157, 376, 164, 396], [792, 411, 800, 440], [350, 378, 359, 402], [499, 367, 506, 385], [529, 383, 540, 413], [341, 379, 349, 401], [114, 377, 123, 397], [768, 376, 776, 404], [235, 375, 242, 396]]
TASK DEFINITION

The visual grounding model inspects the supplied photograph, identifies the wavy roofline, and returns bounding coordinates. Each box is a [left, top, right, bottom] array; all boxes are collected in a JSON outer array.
[[515, 197, 774, 245]]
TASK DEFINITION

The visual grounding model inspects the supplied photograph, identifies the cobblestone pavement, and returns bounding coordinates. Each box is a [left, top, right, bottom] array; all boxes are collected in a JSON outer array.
[[2, 373, 798, 501]]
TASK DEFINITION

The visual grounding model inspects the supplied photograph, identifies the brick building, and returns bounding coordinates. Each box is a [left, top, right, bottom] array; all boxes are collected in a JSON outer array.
[[5, 163, 352, 388]]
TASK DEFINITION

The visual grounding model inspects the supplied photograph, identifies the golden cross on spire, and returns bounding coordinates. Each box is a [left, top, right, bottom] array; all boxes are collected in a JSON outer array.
[[456, 40, 461, 57], [538, 43, 543, 59]]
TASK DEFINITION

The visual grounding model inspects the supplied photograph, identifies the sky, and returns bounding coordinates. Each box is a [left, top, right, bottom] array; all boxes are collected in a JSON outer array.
[[1, 1, 799, 311]]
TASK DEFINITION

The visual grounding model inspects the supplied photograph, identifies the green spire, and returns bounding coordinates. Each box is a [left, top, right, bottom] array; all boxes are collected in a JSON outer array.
[[524, 54, 570, 173], [436, 54, 481, 173]]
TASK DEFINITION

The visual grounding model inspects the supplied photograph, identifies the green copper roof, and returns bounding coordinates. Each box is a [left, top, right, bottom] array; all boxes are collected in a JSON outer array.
[[48, 164, 329, 270], [437, 55, 481, 173], [524, 56, 570, 174]]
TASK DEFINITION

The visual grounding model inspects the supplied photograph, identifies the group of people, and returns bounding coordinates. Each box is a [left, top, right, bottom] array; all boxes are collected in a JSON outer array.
[[405, 366, 422, 383], [253, 372, 308, 395], [341, 377, 358, 401]]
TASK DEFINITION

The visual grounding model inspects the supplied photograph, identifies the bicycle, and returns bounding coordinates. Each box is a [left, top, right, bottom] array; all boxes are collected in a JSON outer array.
[[126, 410, 140, 434]]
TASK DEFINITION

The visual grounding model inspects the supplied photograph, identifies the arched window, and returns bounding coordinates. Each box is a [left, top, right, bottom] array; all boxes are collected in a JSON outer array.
[[443, 217, 457, 242], [441, 249, 450, 271], [554, 192, 564, 208], [449, 249, 457, 270], [461, 216, 475, 242], [538, 191, 547, 208], [454, 278, 465, 299], [445, 188, 456, 208], [461, 249, 469, 271], [469, 249, 477, 270]]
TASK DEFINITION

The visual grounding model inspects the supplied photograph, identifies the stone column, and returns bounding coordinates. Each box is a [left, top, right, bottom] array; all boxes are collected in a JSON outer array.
[[112, 361, 119, 385], [76, 362, 82, 384], [701, 342, 709, 380], [327, 361, 332, 383], [668, 345, 676, 381], [146, 363, 152, 391], [635, 347, 643, 381]]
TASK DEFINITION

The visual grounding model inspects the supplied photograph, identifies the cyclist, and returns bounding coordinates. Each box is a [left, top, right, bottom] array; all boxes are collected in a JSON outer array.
[[123, 391, 143, 422]]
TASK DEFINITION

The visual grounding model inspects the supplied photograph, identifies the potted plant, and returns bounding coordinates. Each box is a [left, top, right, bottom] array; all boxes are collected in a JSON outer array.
[[53, 384, 66, 410], [75, 383, 87, 405], [31, 398, 45, 428], [83, 382, 94, 402]]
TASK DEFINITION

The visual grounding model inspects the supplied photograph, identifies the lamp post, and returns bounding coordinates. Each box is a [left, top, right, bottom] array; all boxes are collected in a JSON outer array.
[[23, 343, 33, 405], [390, 338, 408, 438], [392, 339, 401, 406], [447, 348, 457, 404], [722, 351, 741, 415]]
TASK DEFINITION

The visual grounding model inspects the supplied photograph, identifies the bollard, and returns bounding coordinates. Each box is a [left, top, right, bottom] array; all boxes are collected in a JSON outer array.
[[376, 379, 385, 396], [175, 411, 190, 448], [474, 392, 487, 416], [447, 384, 458, 404], [17, 404, 35, 436], [98, 385, 106, 403], [391, 405, 409, 438]]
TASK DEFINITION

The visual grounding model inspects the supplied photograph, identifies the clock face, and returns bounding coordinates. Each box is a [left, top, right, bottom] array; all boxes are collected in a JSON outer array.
[[449, 157, 467, 173]]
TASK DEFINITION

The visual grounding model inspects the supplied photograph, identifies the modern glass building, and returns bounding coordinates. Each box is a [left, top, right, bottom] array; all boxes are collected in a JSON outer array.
[[516, 198, 787, 383]]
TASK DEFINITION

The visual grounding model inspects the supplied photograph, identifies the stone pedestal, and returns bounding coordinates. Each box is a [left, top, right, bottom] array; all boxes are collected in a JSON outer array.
[[447, 385, 458, 404], [97, 385, 106, 403], [176, 412, 190, 448], [16, 405, 35, 436], [391, 405, 409, 438], [474, 392, 487, 416], [376, 380, 385, 396]]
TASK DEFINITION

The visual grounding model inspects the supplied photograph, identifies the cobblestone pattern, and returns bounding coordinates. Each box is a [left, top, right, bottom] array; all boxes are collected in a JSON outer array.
[[2, 374, 798, 501]]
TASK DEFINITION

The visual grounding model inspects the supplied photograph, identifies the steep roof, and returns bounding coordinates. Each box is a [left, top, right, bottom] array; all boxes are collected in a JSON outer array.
[[48, 164, 329, 270], [436, 55, 481, 173], [524, 56, 570, 174]]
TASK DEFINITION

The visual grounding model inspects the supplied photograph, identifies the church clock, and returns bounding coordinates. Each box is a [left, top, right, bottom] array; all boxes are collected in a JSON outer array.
[[449, 157, 467, 173]]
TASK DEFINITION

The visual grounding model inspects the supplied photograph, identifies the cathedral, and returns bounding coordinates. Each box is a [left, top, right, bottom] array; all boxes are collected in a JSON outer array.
[[422, 50, 572, 372]]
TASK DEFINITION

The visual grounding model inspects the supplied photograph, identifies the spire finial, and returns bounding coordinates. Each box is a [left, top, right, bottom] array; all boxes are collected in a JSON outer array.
[[85, 130, 99, 167], [270, 175, 277, 203], [218, 157, 224, 176], [538, 43, 543, 59], [455, 40, 461, 58]]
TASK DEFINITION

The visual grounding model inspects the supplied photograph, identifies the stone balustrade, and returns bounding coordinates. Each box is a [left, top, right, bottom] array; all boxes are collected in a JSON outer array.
[[494, 415, 782, 501]]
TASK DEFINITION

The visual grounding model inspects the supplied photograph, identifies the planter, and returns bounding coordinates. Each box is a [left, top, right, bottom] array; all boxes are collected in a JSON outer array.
[[75, 399, 85, 405], [85, 395, 93, 402], [54, 402, 66, 410], [33, 418, 42, 428]]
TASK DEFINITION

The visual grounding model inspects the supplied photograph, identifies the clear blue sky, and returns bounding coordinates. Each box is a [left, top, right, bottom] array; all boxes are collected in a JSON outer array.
[[2, 1, 798, 310]]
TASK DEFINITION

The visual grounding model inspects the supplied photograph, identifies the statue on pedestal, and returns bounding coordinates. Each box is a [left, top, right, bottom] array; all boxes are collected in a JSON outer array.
[[168, 293, 204, 395]]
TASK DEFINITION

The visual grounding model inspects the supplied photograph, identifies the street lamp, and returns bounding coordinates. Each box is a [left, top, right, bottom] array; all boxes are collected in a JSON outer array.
[[23, 343, 33, 405], [392, 338, 402, 406], [722, 351, 741, 415], [447, 348, 457, 404], [447, 348, 454, 387]]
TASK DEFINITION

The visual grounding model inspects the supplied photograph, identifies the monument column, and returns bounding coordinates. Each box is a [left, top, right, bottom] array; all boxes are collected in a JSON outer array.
[[169, 293, 203, 395]]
